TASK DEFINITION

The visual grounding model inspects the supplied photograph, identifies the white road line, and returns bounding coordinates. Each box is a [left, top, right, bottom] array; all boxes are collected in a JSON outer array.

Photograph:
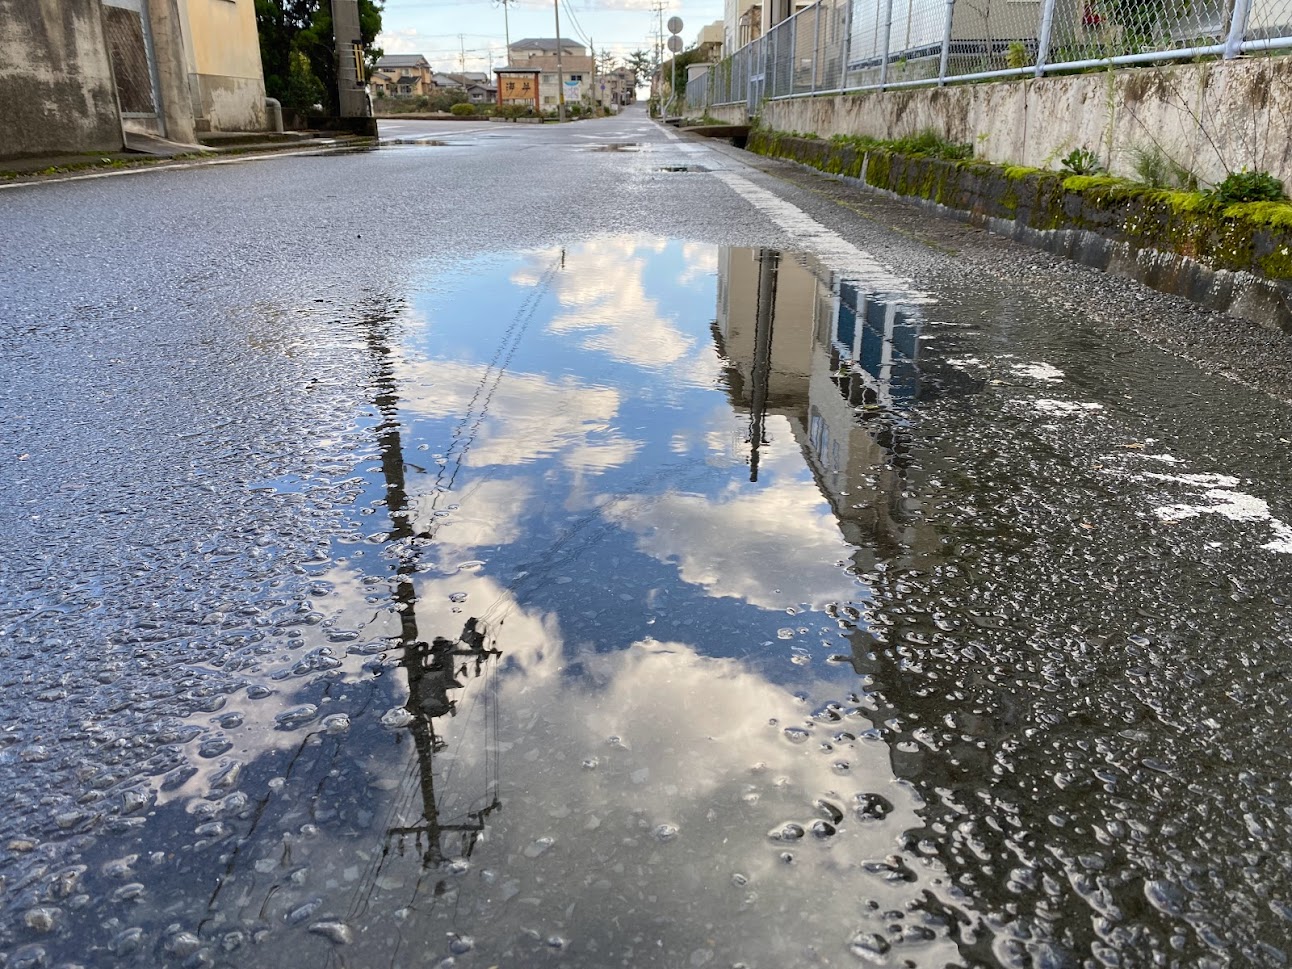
[[713, 169, 926, 299]]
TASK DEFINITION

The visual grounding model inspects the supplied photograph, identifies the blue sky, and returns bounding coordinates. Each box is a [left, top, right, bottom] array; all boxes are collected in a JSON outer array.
[[376, 0, 724, 75]]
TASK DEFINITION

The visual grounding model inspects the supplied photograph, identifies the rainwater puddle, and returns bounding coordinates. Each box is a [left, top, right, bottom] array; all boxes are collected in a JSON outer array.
[[4, 236, 1292, 968]]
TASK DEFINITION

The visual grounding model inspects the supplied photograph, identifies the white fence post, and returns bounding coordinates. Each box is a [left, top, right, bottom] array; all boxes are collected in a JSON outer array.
[[1224, 0, 1253, 58], [840, 0, 854, 88], [878, 0, 895, 89], [1034, 0, 1057, 76], [811, 2, 822, 92], [937, 0, 955, 84]]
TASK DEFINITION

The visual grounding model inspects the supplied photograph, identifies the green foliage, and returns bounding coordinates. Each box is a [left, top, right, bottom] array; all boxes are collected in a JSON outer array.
[[832, 130, 972, 161], [493, 103, 534, 119], [1005, 41, 1029, 70], [1127, 144, 1198, 191], [281, 49, 325, 111], [450, 102, 476, 117], [255, 0, 383, 115], [1129, 143, 1169, 187], [1205, 169, 1287, 206], [1060, 147, 1103, 175], [627, 50, 652, 80]]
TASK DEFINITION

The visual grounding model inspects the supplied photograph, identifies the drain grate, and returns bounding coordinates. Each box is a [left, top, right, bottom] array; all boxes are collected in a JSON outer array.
[[657, 165, 708, 173]]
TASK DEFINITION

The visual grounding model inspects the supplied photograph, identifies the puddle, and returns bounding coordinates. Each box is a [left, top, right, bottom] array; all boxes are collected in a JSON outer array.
[[657, 164, 707, 172], [4, 235, 1292, 968], [591, 142, 642, 152]]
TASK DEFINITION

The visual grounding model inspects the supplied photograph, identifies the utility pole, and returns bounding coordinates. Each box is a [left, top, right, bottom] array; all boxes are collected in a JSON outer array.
[[459, 34, 467, 72], [653, 1, 665, 107], [553, 0, 566, 122], [590, 34, 596, 115], [501, 0, 511, 56]]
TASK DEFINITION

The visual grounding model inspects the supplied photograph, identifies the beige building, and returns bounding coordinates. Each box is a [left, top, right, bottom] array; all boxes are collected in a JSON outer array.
[[695, 21, 726, 60], [508, 38, 593, 109], [177, 0, 268, 132]]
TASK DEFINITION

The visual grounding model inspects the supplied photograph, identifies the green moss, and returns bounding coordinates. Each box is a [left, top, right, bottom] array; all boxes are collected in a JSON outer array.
[[1225, 200, 1292, 229], [1004, 164, 1045, 180], [1259, 245, 1292, 279], [745, 128, 1292, 285], [1061, 174, 1131, 192], [1146, 189, 1211, 214]]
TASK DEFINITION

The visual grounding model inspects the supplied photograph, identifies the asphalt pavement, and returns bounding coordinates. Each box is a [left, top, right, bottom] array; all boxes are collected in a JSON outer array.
[[3, 105, 1292, 968]]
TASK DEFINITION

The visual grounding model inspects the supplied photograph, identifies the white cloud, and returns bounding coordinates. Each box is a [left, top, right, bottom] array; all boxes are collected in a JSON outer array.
[[395, 358, 642, 473], [236, 633, 961, 967], [511, 238, 724, 384], [606, 418, 861, 609]]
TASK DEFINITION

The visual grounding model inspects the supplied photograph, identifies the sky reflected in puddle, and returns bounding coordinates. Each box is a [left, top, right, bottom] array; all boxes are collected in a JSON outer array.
[[165, 238, 954, 967]]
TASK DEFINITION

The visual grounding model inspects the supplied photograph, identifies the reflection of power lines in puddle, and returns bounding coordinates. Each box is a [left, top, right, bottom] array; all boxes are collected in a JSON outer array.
[[339, 617, 502, 945], [417, 252, 564, 537]]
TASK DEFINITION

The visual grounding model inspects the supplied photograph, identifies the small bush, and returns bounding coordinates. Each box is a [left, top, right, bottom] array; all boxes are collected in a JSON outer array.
[[1060, 147, 1102, 175], [450, 102, 475, 117], [1128, 144, 1198, 191], [1005, 41, 1029, 69], [1206, 169, 1287, 205]]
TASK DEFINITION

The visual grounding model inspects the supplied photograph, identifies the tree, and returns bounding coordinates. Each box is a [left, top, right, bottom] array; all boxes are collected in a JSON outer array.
[[626, 49, 651, 78], [597, 48, 617, 74], [255, 0, 384, 114]]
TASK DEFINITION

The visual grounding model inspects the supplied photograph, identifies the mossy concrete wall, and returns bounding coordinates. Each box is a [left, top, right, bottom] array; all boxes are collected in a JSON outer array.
[[757, 58, 1292, 191], [0, 0, 124, 157], [749, 131, 1292, 330]]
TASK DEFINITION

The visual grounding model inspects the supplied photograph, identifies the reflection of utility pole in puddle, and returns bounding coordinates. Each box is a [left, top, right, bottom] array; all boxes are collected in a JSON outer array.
[[356, 307, 502, 890], [747, 248, 779, 482]]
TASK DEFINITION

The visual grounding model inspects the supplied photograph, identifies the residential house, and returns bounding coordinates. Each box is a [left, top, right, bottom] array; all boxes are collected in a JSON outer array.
[[725, 0, 763, 50], [437, 72, 497, 103], [599, 67, 637, 107], [371, 54, 434, 97], [508, 38, 594, 109]]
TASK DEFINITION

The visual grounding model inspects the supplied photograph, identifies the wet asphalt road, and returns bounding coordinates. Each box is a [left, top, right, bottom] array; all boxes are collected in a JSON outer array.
[[3, 105, 1292, 968]]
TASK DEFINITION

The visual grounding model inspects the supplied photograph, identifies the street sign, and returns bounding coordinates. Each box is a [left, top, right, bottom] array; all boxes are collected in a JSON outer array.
[[667, 15, 683, 34], [667, 34, 683, 52]]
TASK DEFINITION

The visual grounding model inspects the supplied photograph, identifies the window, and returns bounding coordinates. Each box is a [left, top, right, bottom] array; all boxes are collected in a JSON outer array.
[[568, 74, 582, 81]]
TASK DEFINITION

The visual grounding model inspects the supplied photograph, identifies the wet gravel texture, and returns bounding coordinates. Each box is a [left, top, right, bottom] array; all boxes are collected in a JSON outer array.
[[1, 108, 1291, 968]]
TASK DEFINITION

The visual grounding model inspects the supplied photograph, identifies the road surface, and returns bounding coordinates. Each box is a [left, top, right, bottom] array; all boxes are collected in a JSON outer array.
[[2, 105, 1291, 968]]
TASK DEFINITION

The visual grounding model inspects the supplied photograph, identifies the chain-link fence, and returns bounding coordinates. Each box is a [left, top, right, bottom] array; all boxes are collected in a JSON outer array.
[[686, 0, 1292, 111]]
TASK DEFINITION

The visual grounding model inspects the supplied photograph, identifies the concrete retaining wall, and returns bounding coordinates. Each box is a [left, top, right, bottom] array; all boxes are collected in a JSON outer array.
[[754, 58, 1292, 190], [0, 0, 123, 156], [748, 131, 1292, 330]]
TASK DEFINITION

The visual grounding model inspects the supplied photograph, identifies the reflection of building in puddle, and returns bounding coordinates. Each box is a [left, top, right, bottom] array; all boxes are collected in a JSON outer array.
[[716, 247, 934, 567]]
